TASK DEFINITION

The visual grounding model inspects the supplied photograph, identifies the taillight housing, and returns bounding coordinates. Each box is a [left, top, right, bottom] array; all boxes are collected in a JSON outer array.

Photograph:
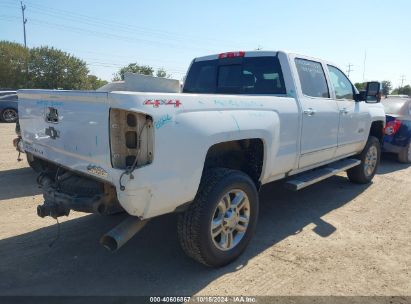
[[384, 119, 401, 135], [110, 109, 154, 169], [218, 51, 245, 59]]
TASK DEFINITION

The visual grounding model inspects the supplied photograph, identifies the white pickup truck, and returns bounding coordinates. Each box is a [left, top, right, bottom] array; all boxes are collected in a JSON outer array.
[[18, 51, 385, 267]]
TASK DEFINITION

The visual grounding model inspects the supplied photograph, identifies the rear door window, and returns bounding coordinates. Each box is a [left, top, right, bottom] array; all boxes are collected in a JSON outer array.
[[295, 58, 330, 98], [183, 56, 286, 95]]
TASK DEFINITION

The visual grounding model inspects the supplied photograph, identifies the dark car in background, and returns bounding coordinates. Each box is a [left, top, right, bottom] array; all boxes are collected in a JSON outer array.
[[382, 96, 411, 163], [0, 91, 18, 123]]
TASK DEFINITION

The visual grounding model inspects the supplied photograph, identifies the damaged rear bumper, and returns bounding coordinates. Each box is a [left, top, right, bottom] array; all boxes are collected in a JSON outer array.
[[36, 170, 123, 219], [36, 168, 149, 251]]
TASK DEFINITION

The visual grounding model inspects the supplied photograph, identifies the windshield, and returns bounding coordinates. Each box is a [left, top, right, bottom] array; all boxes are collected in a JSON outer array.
[[183, 56, 286, 95], [0, 92, 17, 101]]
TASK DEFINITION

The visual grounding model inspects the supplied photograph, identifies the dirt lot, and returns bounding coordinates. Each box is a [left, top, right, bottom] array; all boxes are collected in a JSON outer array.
[[0, 122, 410, 296]]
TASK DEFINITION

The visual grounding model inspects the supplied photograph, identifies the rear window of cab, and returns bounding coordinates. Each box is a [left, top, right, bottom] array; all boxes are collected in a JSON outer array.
[[183, 56, 286, 95]]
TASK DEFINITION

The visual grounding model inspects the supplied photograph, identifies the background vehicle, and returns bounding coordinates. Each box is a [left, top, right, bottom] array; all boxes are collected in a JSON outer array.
[[387, 95, 409, 98], [382, 96, 411, 163], [18, 51, 385, 267], [0, 91, 18, 123], [13, 120, 45, 171]]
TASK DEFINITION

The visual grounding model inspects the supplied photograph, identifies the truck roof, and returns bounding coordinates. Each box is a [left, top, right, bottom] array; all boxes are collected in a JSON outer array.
[[193, 50, 325, 63], [194, 51, 279, 62]]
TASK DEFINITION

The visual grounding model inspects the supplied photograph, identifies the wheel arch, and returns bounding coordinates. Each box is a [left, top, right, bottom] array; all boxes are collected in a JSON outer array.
[[369, 120, 385, 145], [201, 138, 265, 189]]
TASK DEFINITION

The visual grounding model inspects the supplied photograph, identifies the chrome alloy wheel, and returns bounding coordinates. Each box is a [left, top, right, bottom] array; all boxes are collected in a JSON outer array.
[[364, 145, 378, 177], [210, 189, 250, 251]]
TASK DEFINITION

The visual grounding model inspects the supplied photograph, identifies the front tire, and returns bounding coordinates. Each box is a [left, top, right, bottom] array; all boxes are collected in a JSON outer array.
[[177, 168, 259, 267], [347, 136, 380, 184], [398, 142, 411, 164]]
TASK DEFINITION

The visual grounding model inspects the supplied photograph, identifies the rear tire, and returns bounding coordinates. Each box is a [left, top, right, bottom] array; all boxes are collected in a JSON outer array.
[[177, 168, 259, 267], [347, 136, 380, 184], [398, 142, 411, 164]]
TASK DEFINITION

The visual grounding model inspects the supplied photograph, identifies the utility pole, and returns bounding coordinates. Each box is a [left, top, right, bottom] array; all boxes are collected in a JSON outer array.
[[346, 63, 354, 78], [20, 1, 28, 88], [399, 75, 406, 94], [20, 1, 27, 47], [400, 75, 406, 88], [362, 50, 367, 82]]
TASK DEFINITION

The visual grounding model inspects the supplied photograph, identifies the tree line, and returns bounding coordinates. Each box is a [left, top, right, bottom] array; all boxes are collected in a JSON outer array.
[[0, 40, 171, 90], [0, 41, 107, 90], [112, 63, 171, 81], [391, 85, 411, 96]]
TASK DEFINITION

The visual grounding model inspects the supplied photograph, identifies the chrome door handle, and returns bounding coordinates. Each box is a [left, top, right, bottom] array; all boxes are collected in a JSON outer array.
[[340, 108, 349, 114], [303, 108, 316, 116]]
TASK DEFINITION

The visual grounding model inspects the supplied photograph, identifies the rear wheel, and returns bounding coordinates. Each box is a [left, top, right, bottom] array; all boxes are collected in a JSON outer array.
[[347, 136, 380, 184], [398, 142, 411, 163], [1, 108, 18, 123], [177, 168, 259, 267]]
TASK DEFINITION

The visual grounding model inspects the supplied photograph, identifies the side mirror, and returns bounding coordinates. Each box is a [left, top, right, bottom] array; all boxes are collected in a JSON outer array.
[[365, 81, 381, 103], [355, 82, 381, 102]]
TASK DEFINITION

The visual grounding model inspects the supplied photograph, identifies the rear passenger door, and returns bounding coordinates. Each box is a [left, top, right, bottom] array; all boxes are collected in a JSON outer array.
[[327, 65, 369, 156], [294, 58, 340, 168]]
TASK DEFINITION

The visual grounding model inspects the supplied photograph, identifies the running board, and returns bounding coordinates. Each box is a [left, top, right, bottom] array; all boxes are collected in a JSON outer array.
[[284, 159, 361, 191]]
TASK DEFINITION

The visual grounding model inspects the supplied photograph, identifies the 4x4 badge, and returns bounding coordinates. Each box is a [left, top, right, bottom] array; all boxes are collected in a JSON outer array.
[[143, 99, 181, 108]]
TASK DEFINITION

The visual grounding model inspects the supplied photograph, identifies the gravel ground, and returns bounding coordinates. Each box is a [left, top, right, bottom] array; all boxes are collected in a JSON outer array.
[[0, 122, 410, 296]]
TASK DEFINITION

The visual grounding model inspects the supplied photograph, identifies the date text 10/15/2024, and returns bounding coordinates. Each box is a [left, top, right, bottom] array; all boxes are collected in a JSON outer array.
[[149, 296, 257, 303]]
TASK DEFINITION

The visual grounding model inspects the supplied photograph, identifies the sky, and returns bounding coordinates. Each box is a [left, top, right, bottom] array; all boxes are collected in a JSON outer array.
[[1, 0, 410, 88]]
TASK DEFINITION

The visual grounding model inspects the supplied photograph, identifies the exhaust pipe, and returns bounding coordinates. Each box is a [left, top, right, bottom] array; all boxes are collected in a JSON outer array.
[[100, 216, 148, 251]]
